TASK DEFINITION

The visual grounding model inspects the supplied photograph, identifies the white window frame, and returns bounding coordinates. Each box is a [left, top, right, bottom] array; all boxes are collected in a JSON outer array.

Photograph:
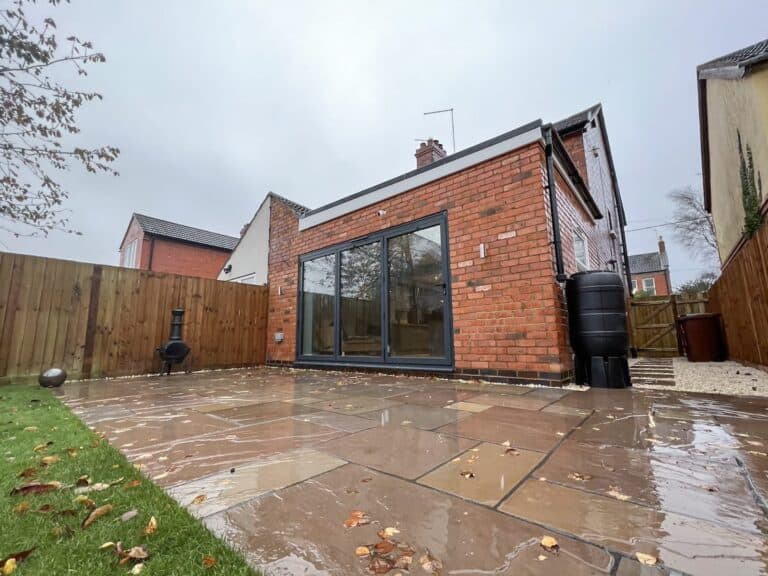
[[642, 277, 656, 295], [573, 230, 589, 272], [631, 279, 637, 293], [121, 239, 138, 268]]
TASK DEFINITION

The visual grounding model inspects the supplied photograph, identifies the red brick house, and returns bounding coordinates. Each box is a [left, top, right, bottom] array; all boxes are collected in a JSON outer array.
[[628, 238, 672, 296], [227, 104, 630, 385], [119, 213, 238, 279]]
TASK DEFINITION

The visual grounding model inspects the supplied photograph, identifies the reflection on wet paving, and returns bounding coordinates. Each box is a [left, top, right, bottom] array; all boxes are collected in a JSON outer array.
[[57, 367, 768, 575]]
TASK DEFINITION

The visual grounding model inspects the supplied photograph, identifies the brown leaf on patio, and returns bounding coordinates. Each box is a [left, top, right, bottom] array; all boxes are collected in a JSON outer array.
[[459, 470, 475, 479], [540, 535, 560, 553], [368, 556, 394, 574], [567, 472, 593, 482], [202, 555, 217, 568], [504, 448, 520, 456], [12, 501, 30, 515], [355, 546, 370, 557], [191, 494, 207, 505], [394, 552, 413, 569], [606, 486, 630, 501], [143, 516, 158, 535], [0, 548, 35, 572], [635, 552, 657, 566], [374, 540, 395, 554], [705, 485, 719, 493], [17, 467, 37, 479], [82, 504, 113, 529], [360, 477, 373, 483], [41, 455, 60, 466], [419, 550, 443, 574], [10, 481, 61, 496]]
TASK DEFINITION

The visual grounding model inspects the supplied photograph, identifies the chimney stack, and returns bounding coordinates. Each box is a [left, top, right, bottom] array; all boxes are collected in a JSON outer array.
[[415, 138, 447, 168], [658, 235, 666, 255]]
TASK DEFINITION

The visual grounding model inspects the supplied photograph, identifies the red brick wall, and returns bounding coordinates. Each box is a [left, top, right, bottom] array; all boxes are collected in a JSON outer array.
[[146, 237, 231, 279], [560, 132, 589, 186], [631, 272, 670, 296], [119, 217, 145, 267], [266, 144, 573, 380]]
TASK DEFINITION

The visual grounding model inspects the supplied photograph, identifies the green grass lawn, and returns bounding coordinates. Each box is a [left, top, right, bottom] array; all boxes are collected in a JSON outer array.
[[0, 383, 257, 576]]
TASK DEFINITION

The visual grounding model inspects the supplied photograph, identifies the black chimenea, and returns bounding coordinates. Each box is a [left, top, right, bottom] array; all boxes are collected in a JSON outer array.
[[157, 308, 191, 375]]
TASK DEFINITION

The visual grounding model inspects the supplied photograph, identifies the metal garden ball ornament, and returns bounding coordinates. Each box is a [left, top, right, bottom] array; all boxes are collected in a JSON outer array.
[[39, 367, 67, 388]]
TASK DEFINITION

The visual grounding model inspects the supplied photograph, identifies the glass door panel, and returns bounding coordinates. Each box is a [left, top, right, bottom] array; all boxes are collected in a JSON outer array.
[[387, 224, 446, 358], [300, 254, 336, 355], [340, 241, 382, 357]]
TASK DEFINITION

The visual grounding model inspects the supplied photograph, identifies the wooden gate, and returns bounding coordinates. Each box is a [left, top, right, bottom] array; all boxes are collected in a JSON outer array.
[[629, 293, 709, 357]]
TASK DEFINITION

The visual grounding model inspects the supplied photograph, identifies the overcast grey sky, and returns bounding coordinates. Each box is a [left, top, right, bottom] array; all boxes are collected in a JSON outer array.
[[5, 0, 768, 285]]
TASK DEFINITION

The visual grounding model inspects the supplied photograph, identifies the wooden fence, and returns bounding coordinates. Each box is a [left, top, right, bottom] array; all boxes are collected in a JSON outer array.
[[0, 252, 269, 382], [629, 293, 709, 357], [708, 222, 768, 366]]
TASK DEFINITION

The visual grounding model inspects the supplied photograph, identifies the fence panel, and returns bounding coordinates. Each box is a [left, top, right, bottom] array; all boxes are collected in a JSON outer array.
[[0, 252, 269, 382]]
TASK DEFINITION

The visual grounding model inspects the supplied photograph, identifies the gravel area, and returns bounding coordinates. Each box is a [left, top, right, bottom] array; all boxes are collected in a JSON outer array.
[[633, 357, 768, 397]]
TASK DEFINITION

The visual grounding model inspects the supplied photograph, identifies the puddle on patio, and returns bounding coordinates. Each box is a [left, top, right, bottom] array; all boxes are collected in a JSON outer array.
[[56, 367, 768, 575]]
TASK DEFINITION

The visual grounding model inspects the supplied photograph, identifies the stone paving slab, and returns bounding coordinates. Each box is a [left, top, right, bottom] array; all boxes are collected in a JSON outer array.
[[56, 366, 768, 575]]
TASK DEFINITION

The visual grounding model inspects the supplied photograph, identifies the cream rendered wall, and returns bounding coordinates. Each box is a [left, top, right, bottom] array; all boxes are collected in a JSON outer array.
[[706, 64, 768, 262], [218, 195, 271, 284]]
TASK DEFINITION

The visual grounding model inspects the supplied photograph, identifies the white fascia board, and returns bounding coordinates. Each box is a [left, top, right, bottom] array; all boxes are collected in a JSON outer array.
[[299, 126, 543, 231]]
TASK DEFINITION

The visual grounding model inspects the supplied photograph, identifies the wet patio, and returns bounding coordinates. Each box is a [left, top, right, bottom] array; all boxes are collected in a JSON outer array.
[[55, 367, 768, 575]]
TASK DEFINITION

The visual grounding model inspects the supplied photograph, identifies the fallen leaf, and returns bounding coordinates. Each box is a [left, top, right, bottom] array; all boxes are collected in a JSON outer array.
[[100, 542, 116, 550], [120, 509, 139, 522], [130, 564, 144, 575], [419, 550, 443, 573], [355, 546, 370, 557], [382, 527, 400, 538], [37, 504, 55, 513], [32, 443, 50, 453], [459, 470, 475, 479], [635, 552, 657, 566], [51, 525, 74, 539], [202, 555, 217, 568], [706, 486, 719, 493], [374, 540, 395, 554], [143, 516, 158, 535], [360, 477, 373, 483], [66, 448, 79, 457], [75, 475, 90, 487], [504, 448, 520, 456], [502, 440, 511, 447], [13, 502, 30, 515], [606, 486, 630, 501], [369, 556, 394, 574], [23, 426, 38, 432], [73, 495, 96, 509], [537, 553, 548, 560], [41, 455, 60, 466], [647, 411, 656, 429], [567, 472, 593, 482], [0, 549, 35, 574], [191, 494, 207, 505], [400, 420, 412, 425], [125, 479, 141, 489], [540, 535, 559, 553], [17, 467, 37, 479], [10, 481, 60, 496], [82, 504, 113, 529]]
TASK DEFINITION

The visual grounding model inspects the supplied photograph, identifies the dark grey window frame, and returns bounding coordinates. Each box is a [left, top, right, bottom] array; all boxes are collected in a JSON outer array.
[[295, 212, 454, 371]]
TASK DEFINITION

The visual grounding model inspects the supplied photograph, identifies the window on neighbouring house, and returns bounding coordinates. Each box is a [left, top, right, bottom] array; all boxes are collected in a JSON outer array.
[[121, 239, 138, 268], [573, 231, 588, 272], [643, 277, 656, 295], [631, 279, 637, 293]]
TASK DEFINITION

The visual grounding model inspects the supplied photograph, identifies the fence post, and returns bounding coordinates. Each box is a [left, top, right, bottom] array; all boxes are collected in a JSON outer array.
[[80, 265, 103, 380], [670, 294, 683, 356]]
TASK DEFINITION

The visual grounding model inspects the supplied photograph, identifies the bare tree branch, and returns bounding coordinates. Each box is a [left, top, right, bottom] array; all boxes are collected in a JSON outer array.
[[667, 186, 719, 266], [0, 0, 119, 237]]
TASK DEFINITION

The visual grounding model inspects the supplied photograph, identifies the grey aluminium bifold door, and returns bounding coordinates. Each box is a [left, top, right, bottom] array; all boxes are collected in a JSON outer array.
[[296, 213, 453, 369]]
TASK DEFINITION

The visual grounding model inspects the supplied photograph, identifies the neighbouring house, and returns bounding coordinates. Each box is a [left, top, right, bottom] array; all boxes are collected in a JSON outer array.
[[119, 213, 238, 279], [224, 104, 629, 385], [218, 193, 310, 285], [697, 38, 768, 367], [698, 37, 768, 266], [628, 237, 671, 296]]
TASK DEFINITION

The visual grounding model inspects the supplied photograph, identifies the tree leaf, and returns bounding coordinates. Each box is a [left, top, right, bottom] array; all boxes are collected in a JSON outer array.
[[10, 481, 60, 496], [202, 555, 217, 568], [540, 535, 559, 553], [82, 504, 113, 529], [143, 516, 157, 535], [635, 552, 657, 566]]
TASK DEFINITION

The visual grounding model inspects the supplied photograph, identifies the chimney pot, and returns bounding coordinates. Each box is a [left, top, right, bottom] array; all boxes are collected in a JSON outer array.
[[415, 137, 448, 168]]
